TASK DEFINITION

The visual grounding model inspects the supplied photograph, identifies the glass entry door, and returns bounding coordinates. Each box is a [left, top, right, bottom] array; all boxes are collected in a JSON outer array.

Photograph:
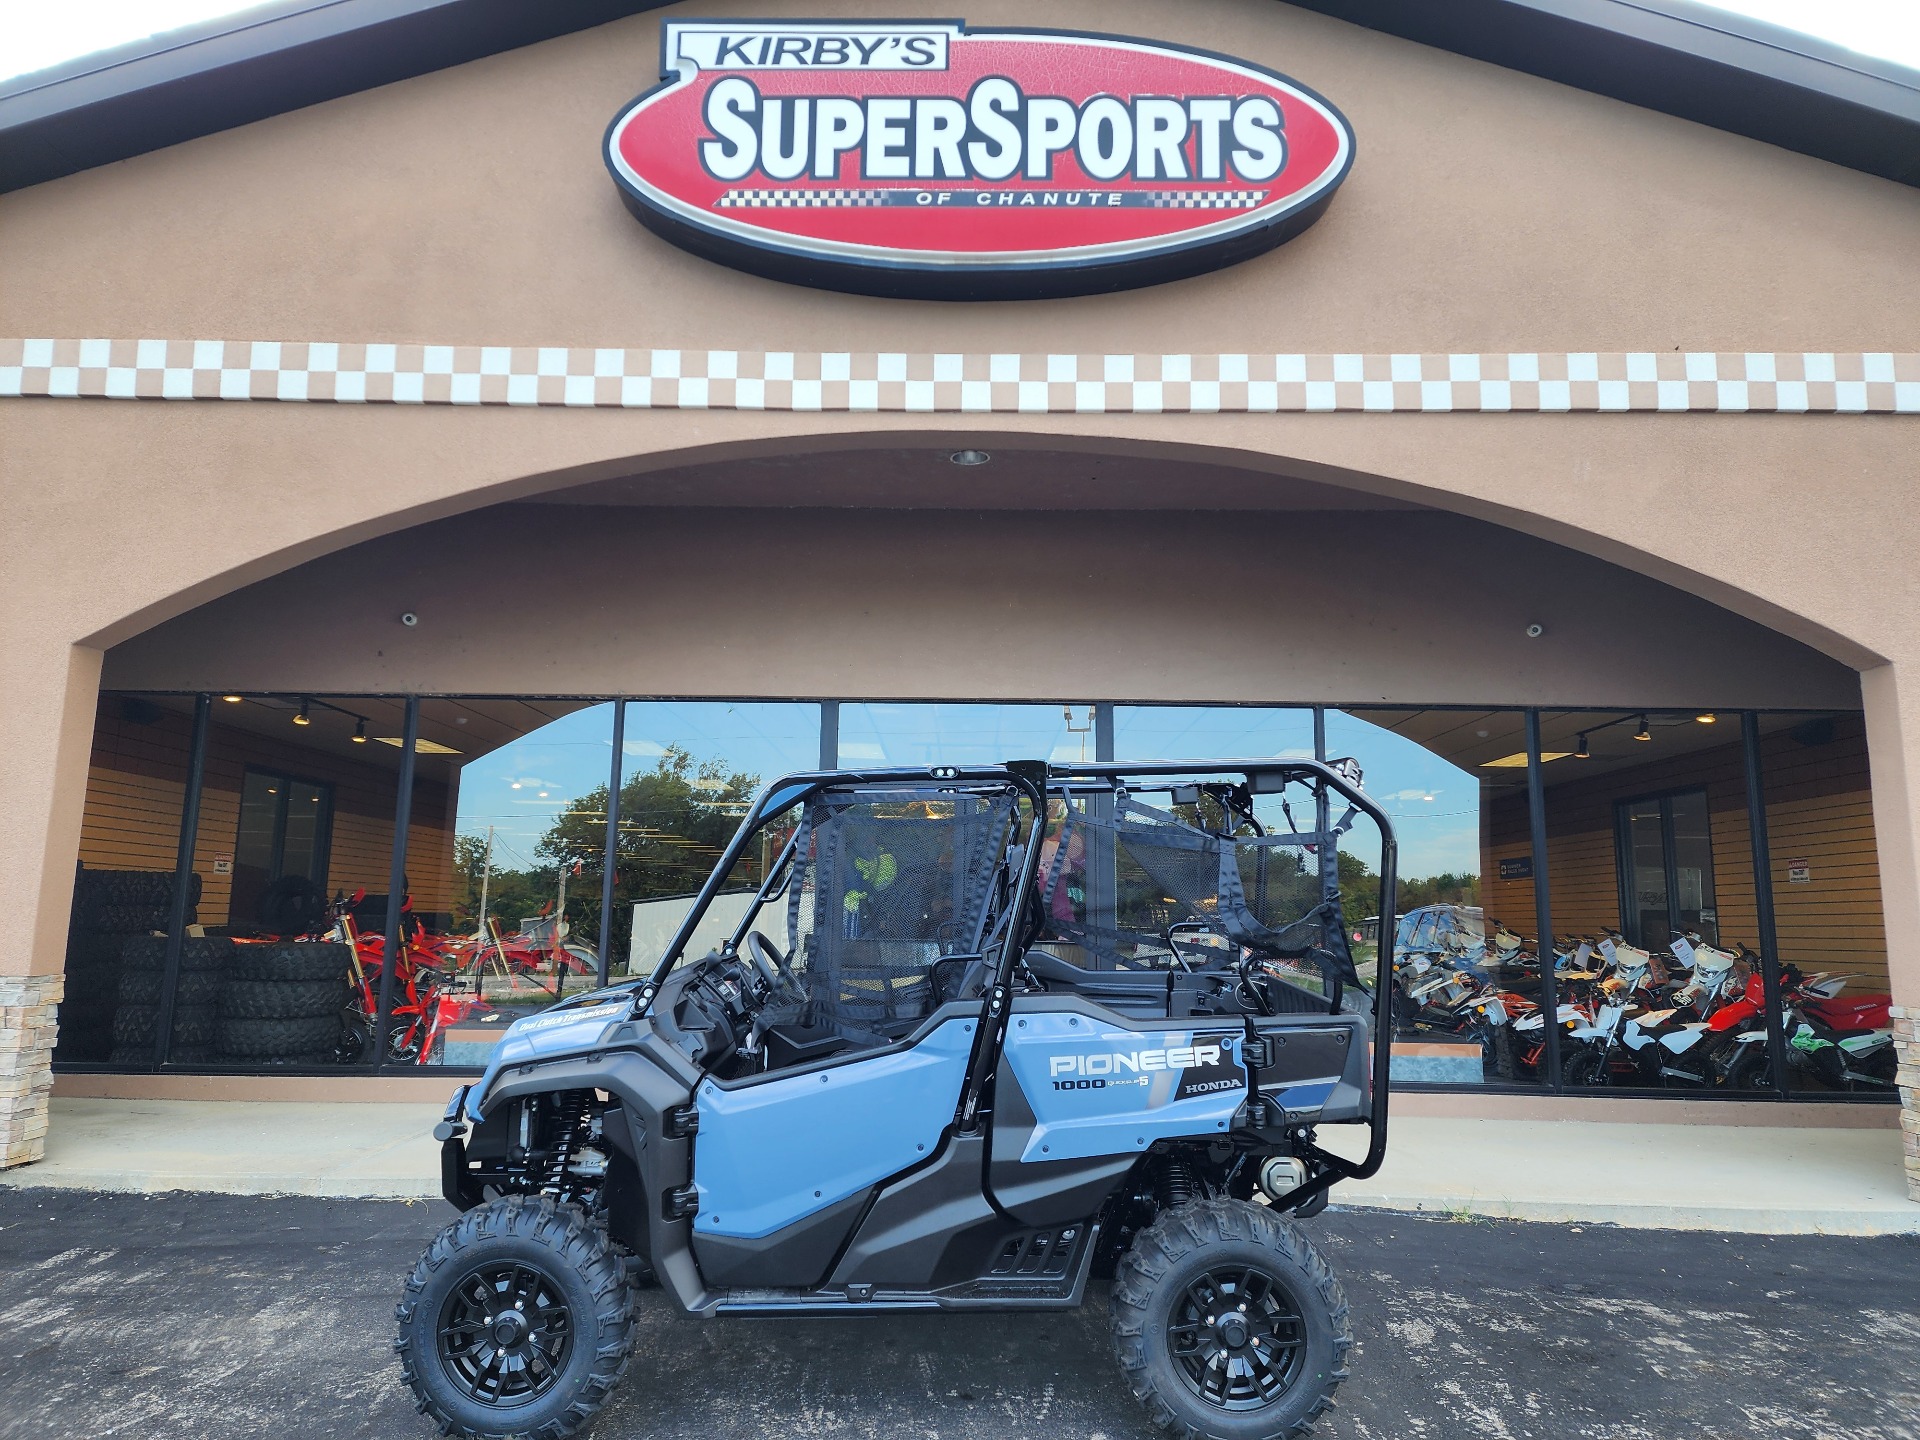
[[1615, 789, 1718, 948]]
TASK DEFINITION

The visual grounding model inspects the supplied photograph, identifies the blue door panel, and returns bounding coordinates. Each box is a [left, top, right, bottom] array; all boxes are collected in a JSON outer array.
[[1001, 1013, 1249, 1162], [692, 1019, 975, 1240]]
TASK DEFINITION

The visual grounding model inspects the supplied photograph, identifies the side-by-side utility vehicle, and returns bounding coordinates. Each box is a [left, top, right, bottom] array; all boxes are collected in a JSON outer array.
[[398, 759, 1396, 1440]]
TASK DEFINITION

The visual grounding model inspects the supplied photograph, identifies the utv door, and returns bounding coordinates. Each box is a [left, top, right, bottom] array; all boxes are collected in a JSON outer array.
[[688, 1018, 979, 1287], [687, 788, 1017, 1290]]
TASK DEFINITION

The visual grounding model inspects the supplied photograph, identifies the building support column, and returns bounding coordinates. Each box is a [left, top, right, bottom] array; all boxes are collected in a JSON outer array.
[[0, 641, 103, 1167], [1861, 661, 1920, 1202]]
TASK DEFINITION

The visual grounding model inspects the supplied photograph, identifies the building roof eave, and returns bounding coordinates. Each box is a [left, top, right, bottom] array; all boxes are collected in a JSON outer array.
[[1288, 0, 1920, 187], [0, 0, 1915, 194]]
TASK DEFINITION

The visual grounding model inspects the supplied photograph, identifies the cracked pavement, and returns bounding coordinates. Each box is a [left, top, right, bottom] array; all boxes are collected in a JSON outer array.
[[1, 1189, 1915, 1439]]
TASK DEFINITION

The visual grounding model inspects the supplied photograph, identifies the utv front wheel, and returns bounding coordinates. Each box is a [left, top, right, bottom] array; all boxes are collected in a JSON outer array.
[[395, 1195, 636, 1440], [1111, 1199, 1351, 1440]]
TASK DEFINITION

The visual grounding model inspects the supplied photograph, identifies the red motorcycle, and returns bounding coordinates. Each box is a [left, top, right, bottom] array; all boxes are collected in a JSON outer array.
[[330, 896, 478, 1065]]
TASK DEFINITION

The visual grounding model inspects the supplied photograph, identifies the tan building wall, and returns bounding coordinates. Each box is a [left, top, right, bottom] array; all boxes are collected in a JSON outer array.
[[1, 0, 1917, 1136]]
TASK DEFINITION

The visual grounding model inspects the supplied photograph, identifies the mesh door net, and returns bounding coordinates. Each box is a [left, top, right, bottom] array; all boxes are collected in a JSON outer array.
[[787, 789, 1017, 1044], [1036, 793, 1360, 1000]]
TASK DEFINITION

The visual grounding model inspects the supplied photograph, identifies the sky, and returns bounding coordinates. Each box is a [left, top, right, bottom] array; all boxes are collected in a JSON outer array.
[[3, 0, 1918, 83], [450, 701, 1485, 883]]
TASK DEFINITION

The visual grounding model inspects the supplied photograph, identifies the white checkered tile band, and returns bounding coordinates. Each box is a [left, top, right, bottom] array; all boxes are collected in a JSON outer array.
[[716, 188, 888, 208], [1, 341, 1915, 413]]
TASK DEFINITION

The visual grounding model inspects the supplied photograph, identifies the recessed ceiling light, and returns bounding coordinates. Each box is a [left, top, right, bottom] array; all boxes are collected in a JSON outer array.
[[949, 449, 991, 466], [1695, 713, 1718, 724], [375, 737, 462, 754], [221, 695, 243, 704]]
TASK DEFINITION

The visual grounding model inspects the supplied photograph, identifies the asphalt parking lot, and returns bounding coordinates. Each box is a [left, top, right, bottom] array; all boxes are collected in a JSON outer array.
[[1, 1189, 1916, 1440]]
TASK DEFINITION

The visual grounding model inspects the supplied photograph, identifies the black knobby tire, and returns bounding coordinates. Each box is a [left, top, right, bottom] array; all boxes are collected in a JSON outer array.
[[118, 966, 225, 1008], [221, 978, 351, 1021], [395, 1195, 637, 1440], [81, 907, 173, 935], [111, 1003, 217, 1049], [76, 869, 200, 910], [69, 933, 127, 970], [229, 941, 354, 985], [1728, 1051, 1776, 1090], [216, 1014, 342, 1059], [1561, 1047, 1614, 1088], [121, 936, 233, 973], [1484, 1021, 1518, 1082], [1112, 1198, 1351, 1440]]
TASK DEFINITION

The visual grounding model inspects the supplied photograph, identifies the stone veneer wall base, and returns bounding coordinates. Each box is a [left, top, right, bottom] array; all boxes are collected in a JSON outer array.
[[0, 975, 61, 1168], [1894, 1006, 1920, 1202]]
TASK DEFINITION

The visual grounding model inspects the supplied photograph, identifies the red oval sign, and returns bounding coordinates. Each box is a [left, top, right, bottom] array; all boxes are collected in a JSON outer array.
[[605, 21, 1355, 299]]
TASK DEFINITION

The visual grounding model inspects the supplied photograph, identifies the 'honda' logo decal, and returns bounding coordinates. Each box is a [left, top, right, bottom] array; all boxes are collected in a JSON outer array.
[[604, 20, 1354, 299]]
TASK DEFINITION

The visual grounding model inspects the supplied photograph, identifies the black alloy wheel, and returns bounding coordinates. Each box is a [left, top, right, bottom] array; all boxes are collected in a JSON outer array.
[[1166, 1263, 1307, 1410], [437, 1260, 573, 1408], [395, 1195, 636, 1440], [1112, 1198, 1349, 1439]]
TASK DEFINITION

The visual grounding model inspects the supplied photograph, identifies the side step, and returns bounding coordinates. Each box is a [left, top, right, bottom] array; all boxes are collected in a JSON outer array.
[[709, 1222, 1099, 1316]]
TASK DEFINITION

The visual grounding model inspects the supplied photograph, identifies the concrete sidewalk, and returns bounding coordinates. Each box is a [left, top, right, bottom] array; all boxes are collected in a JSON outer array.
[[3, 1097, 1915, 1234]]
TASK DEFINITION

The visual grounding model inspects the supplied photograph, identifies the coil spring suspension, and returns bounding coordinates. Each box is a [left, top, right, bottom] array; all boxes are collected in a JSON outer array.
[[542, 1091, 591, 1191], [1155, 1158, 1201, 1211]]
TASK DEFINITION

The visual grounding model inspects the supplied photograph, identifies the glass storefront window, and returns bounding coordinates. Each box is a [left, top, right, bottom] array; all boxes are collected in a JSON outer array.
[[616, 702, 823, 978], [62, 692, 1891, 1102], [1327, 709, 1545, 1086], [1535, 710, 1769, 1092], [1758, 712, 1895, 1098], [1113, 705, 1314, 764], [176, 694, 409, 1070], [404, 700, 619, 1064], [837, 702, 1097, 768], [56, 693, 196, 1066]]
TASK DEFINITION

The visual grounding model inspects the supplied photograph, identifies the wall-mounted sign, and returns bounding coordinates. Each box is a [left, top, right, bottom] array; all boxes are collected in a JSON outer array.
[[1786, 858, 1812, 884], [1498, 856, 1533, 880], [604, 20, 1355, 299]]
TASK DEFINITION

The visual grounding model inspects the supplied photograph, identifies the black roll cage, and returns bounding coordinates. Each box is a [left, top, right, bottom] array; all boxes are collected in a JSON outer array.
[[631, 757, 1398, 1189]]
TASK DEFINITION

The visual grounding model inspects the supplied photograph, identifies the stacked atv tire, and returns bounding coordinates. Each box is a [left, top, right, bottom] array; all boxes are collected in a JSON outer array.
[[56, 868, 201, 1063], [110, 936, 231, 1065], [217, 942, 354, 1065]]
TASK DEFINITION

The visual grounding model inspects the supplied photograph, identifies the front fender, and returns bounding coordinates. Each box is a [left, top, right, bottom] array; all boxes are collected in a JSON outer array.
[[461, 1038, 710, 1314]]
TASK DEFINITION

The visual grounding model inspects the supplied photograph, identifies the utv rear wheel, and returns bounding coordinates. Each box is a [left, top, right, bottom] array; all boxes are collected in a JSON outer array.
[[1112, 1199, 1350, 1440], [395, 1195, 636, 1440]]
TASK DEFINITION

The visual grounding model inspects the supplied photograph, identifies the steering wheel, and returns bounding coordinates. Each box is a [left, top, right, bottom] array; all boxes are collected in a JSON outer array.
[[744, 931, 797, 998]]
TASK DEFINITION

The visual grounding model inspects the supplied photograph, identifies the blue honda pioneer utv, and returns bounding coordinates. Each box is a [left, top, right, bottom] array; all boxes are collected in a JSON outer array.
[[398, 758, 1396, 1440]]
